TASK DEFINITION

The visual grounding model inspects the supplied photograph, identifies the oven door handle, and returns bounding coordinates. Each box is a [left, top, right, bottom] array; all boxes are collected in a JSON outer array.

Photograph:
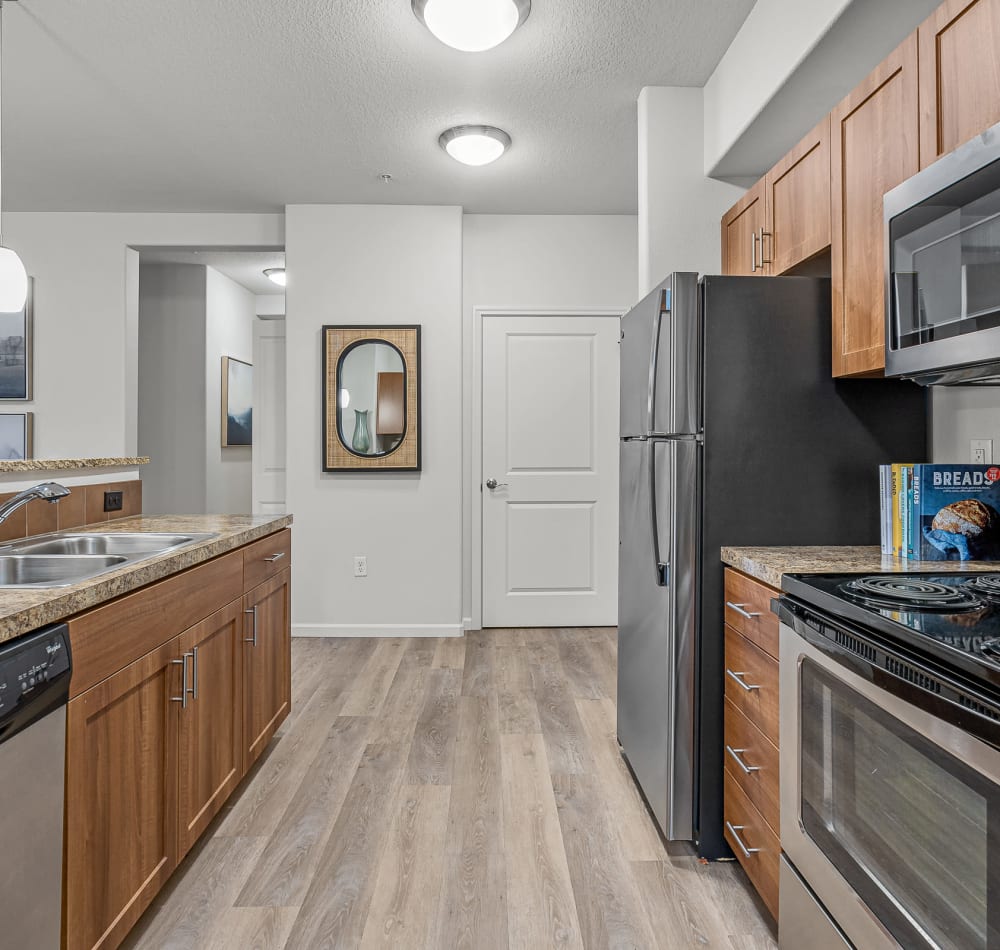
[[777, 596, 1000, 749]]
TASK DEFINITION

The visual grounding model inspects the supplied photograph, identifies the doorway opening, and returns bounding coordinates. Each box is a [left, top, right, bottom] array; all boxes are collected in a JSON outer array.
[[134, 247, 286, 516]]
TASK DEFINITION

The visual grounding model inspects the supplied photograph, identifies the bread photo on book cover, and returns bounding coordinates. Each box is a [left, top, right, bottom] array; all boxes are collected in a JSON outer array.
[[921, 478, 1000, 561]]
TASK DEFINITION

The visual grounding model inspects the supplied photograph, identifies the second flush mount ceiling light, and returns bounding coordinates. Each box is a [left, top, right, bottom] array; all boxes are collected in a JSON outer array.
[[412, 0, 530, 52]]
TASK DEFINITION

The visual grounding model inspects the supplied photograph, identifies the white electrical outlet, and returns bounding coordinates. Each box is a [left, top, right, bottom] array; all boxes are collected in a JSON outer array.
[[972, 439, 994, 465], [353, 555, 368, 577]]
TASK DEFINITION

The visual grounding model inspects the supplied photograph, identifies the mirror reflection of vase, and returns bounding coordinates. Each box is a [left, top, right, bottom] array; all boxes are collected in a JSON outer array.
[[352, 409, 371, 453]]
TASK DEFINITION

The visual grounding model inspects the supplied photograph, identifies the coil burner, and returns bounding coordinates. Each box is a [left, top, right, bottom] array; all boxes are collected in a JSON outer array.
[[964, 575, 1000, 603], [839, 576, 984, 612]]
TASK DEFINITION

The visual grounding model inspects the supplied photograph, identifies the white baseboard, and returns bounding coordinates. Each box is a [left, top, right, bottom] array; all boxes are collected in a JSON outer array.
[[463, 616, 479, 632], [293, 623, 465, 639]]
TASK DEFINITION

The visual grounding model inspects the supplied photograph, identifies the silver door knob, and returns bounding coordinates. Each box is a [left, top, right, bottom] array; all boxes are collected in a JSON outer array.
[[485, 478, 509, 490]]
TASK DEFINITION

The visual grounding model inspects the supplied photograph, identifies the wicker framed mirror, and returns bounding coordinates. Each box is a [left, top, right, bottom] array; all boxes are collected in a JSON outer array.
[[322, 325, 421, 472]]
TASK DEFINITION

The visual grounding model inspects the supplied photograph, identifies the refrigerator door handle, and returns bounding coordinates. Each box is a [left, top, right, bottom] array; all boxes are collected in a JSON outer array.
[[648, 441, 668, 586]]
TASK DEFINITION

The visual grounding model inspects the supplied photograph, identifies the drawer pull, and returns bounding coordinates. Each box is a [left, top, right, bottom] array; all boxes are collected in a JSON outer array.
[[170, 653, 193, 708], [726, 821, 761, 858], [726, 745, 760, 774], [726, 601, 762, 620], [726, 668, 761, 692], [245, 605, 258, 646], [263, 552, 286, 562]]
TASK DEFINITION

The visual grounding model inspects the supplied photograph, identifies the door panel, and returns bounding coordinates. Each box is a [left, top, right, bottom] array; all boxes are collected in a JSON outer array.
[[483, 314, 620, 627], [252, 318, 286, 513], [619, 287, 661, 437], [650, 273, 701, 437]]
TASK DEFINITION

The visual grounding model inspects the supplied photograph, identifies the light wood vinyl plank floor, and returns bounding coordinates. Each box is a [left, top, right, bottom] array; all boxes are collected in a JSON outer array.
[[122, 630, 777, 950]]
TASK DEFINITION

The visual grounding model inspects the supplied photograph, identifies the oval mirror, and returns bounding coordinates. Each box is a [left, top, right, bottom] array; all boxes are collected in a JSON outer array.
[[336, 340, 407, 457]]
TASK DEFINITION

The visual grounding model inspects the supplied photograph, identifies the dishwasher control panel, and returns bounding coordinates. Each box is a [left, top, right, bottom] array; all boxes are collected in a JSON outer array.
[[0, 625, 71, 719]]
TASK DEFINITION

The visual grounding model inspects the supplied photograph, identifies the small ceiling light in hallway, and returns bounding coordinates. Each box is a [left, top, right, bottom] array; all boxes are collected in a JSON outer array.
[[439, 125, 511, 166], [263, 267, 286, 287], [412, 0, 530, 52]]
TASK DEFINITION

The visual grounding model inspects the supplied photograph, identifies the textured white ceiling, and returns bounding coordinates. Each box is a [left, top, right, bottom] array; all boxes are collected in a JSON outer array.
[[2, 0, 754, 214], [138, 248, 286, 296]]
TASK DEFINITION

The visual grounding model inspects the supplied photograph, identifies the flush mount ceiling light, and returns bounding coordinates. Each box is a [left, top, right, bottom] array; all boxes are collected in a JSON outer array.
[[0, 0, 27, 313], [263, 267, 286, 287], [439, 125, 511, 166], [412, 0, 530, 52]]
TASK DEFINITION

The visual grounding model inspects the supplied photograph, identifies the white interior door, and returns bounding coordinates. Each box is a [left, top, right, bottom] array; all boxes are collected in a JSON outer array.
[[482, 314, 620, 627], [252, 318, 286, 514]]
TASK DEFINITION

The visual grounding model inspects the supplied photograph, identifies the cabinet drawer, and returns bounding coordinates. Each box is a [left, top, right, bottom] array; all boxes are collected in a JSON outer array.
[[724, 768, 780, 919], [724, 625, 779, 747], [67, 549, 243, 698], [724, 696, 779, 836], [724, 568, 779, 659], [243, 528, 292, 592]]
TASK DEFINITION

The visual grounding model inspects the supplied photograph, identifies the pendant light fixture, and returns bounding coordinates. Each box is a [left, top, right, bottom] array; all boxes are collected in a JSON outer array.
[[0, 0, 26, 313], [439, 125, 511, 166], [412, 0, 530, 53]]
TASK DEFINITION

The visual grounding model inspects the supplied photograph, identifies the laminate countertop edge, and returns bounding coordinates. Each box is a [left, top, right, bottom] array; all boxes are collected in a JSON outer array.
[[0, 513, 292, 645], [721, 545, 1000, 590]]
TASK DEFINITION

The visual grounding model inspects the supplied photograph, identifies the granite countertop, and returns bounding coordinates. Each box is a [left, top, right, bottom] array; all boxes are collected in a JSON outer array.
[[0, 457, 150, 473], [721, 545, 1000, 589], [0, 513, 292, 645]]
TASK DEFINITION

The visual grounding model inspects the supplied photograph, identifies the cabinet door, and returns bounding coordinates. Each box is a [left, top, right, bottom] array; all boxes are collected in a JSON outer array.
[[918, 0, 1000, 168], [176, 600, 243, 857], [765, 116, 831, 274], [721, 179, 767, 276], [65, 638, 182, 950], [831, 34, 919, 377], [243, 568, 291, 770]]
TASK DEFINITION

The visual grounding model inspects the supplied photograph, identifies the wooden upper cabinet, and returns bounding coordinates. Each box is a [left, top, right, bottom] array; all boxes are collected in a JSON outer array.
[[764, 116, 831, 274], [175, 601, 244, 858], [721, 179, 767, 276], [919, 0, 1000, 168], [831, 33, 920, 377]]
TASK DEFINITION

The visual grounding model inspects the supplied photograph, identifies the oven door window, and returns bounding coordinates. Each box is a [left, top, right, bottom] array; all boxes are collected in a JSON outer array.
[[890, 157, 1000, 350], [800, 659, 999, 950]]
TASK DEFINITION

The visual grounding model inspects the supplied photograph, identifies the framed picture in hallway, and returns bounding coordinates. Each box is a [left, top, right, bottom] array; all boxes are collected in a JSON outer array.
[[0, 277, 32, 401], [0, 412, 33, 460], [322, 324, 421, 472], [222, 356, 252, 446]]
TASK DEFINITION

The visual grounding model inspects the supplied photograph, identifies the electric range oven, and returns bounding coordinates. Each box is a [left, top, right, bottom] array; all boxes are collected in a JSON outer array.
[[777, 573, 1000, 950]]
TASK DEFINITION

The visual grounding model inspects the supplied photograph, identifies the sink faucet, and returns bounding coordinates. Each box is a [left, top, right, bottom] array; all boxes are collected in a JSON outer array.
[[0, 482, 71, 524]]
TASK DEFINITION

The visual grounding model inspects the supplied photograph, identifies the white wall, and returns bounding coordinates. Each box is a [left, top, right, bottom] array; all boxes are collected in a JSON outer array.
[[638, 87, 745, 295], [2, 212, 283, 458], [285, 205, 464, 636], [205, 268, 254, 514], [931, 387, 1000, 463], [137, 262, 208, 514], [462, 214, 638, 626]]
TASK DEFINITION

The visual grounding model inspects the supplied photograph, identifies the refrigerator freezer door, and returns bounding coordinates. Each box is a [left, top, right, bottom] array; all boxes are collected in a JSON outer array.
[[620, 282, 666, 438], [650, 273, 701, 437], [617, 437, 697, 840]]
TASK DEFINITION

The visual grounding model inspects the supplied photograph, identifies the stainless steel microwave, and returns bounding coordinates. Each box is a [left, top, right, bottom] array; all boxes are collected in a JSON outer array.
[[884, 121, 1000, 385]]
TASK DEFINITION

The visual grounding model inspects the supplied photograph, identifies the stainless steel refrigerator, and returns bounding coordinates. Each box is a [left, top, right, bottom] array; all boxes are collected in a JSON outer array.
[[617, 272, 928, 858]]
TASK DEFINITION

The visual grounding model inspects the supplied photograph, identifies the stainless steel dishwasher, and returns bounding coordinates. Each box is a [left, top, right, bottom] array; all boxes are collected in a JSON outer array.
[[0, 623, 71, 950]]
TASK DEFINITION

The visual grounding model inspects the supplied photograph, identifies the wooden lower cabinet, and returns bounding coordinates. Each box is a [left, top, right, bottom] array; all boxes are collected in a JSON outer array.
[[176, 601, 244, 857], [63, 534, 292, 950], [723, 568, 781, 920], [243, 568, 291, 770], [65, 638, 182, 950]]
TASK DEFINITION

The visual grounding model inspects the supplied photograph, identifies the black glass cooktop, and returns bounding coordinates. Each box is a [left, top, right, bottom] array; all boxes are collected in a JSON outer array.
[[781, 572, 1000, 689]]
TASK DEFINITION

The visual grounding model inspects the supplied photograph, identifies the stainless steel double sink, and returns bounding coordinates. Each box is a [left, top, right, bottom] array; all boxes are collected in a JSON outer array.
[[0, 533, 216, 588]]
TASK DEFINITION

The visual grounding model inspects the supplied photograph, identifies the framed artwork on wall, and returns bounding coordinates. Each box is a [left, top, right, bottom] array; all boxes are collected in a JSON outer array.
[[0, 412, 33, 460], [322, 325, 421, 472], [0, 277, 32, 401], [221, 356, 252, 447]]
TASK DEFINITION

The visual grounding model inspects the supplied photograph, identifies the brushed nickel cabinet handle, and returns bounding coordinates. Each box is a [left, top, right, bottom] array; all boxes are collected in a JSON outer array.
[[726, 668, 761, 692], [750, 230, 757, 273], [263, 552, 285, 562], [171, 653, 192, 708], [244, 606, 258, 646], [726, 821, 761, 858], [759, 228, 772, 265], [726, 745, 761, 774], [189, 646, 198, 700], [726, 601, 762, 620]]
